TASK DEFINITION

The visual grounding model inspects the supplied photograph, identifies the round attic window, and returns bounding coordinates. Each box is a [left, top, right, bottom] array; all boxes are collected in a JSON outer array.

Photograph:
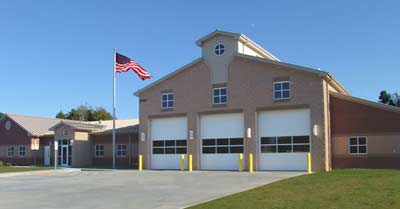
[[214, 43, 225, 56], [5, 120, 11, 131], [63, 128, 69, 137]]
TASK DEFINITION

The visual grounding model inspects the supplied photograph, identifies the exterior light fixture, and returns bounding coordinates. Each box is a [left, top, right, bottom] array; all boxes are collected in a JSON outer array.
[[189, 130, 194, 140], [313, 125, 319, 136], [140, 132, 146, 142], [247, 128, 252, 138]]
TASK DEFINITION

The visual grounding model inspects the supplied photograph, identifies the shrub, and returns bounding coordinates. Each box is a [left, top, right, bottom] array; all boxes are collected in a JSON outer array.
[[0, 161, 3, 166]]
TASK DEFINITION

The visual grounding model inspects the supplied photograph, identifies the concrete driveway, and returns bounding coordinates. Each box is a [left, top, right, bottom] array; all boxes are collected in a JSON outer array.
[[0, 169, 304, 209]]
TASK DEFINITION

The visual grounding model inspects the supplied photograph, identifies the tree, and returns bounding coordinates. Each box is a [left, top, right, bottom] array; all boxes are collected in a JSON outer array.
[[379, 90, 400, 107], [56, 111, 66, 119], [56, 105, 112, 121], [379, 90, 391, 104], [92, 107, 113, 121], [0, 112, 4, 119]]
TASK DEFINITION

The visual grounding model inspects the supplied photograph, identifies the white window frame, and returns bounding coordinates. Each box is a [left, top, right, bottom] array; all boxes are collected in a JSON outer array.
[[214, 43, 225, 56], [152, 139, 187, 155], [18, 146, 26, 157], [260, 136, 310, 153], [273, 81, 290, 100], [202, 138, 244, 154], [161, 93, 174, 109], [349, 136, 368, 155], [95, 144, 104, 157], [7, 146, 14, 157], [213, 87, 227, 105], [117, 144, 127, 157]]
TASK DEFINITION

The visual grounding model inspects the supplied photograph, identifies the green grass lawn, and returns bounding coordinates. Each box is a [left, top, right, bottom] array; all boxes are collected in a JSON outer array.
[[188, 169, 400, 209], [0, 166, 54, 173]]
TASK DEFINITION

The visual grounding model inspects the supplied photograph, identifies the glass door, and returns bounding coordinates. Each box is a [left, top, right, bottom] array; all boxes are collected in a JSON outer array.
[[57, 139, 72, 167], [61, 146, 68, 166]]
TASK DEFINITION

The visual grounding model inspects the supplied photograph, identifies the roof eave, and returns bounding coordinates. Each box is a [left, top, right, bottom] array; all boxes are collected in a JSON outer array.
[[324, 73, 350, 95], [195, 30, 241, 46], [235, 53, 328, 76], [330, 92, 400, 113]]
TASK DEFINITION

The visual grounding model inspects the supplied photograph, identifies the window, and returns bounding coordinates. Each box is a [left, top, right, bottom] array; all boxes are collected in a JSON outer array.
[[214, 43, 225, 56], [95, 145, 104, 157], [117, 144, 127, 157], [7, 146, 14, 157], [202, 138, 244, 154], [62, 128, 69, 136], [273, 81, 290, 100], [5, 120, 11, 131], [213, 87, 227, 104], [19, 146, 26, 157], [152, 140, 187, 154], [349, 137, 367, 154], [161, 93, 174, 109], [261, 136, 310, 153]]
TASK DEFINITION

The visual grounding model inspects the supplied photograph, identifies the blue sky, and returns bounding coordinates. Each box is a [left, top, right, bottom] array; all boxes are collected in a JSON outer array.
[[1, 0, 399, 119]]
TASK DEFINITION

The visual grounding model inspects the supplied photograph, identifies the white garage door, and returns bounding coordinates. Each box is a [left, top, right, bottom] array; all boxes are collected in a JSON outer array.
[[200, 113, 244, 170], [151, 117, 187, 170], [258, 109, 311, 171]]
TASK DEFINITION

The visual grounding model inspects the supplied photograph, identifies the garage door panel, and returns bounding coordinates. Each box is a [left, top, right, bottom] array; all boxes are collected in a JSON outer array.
[[200, 113, 244, 170], [259, 153, 307, 170], [150, 117, 187, 170], [258, 109, 310, 171], [201, 154, 240, 170], [258, 109, 310, 137], [151, 154, 187, 170], [151, 117, 187, 140], [200, 114, 244, 138]]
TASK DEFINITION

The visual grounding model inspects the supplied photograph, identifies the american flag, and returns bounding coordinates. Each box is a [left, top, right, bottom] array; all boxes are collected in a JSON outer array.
[[115, 52, 152, 80]]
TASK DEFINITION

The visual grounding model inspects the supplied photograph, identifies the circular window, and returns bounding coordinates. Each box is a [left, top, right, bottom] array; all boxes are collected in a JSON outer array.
[[5, 120, 11, 131], [62, 128, 69, 136], [214, 43, 225, 56]]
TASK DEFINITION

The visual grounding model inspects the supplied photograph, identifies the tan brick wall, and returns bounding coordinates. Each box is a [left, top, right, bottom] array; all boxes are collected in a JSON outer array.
[[138, 56, 330, 171], [91, 133, 139, 168]]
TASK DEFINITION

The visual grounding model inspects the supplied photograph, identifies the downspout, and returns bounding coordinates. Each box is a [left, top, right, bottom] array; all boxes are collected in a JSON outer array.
[[325, 76, 333, 171]]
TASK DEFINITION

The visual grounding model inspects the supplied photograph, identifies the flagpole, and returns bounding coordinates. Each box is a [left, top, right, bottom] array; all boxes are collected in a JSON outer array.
[[112, 48, 116, 169]]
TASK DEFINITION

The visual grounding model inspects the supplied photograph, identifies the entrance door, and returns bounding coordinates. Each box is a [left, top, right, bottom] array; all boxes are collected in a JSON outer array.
[[61, 145, 68, 166], [57, 139, 72, 167], [44, 146, 50, 165]]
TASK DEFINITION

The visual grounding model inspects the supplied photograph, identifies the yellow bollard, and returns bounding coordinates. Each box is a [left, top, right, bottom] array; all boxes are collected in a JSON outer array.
[[307, 152, 311, 174], [189, 154, 193, 172], [180, 154, 185, 171], [239, 153, 243, 172], [138, 154, 142, 171], [249, 153, 253, 173]]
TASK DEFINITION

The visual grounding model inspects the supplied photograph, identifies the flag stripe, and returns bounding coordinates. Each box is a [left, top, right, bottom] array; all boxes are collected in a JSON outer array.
[[115, 53, 152, 80]]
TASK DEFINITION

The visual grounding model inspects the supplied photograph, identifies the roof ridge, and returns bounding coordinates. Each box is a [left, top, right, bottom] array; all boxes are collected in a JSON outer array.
[[6, 113, 62, 120]]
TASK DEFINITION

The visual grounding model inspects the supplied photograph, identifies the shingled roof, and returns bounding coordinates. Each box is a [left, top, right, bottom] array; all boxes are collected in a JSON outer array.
[[5, 114, 63, 136], [3, 114, 138, 137]]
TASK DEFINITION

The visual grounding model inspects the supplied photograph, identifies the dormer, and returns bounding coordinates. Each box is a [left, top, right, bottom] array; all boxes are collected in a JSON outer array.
[[195, 30, 279, 84]]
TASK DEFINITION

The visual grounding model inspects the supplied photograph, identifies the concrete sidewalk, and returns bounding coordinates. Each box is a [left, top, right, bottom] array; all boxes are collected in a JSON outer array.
[[0, 168, 81, 178]]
